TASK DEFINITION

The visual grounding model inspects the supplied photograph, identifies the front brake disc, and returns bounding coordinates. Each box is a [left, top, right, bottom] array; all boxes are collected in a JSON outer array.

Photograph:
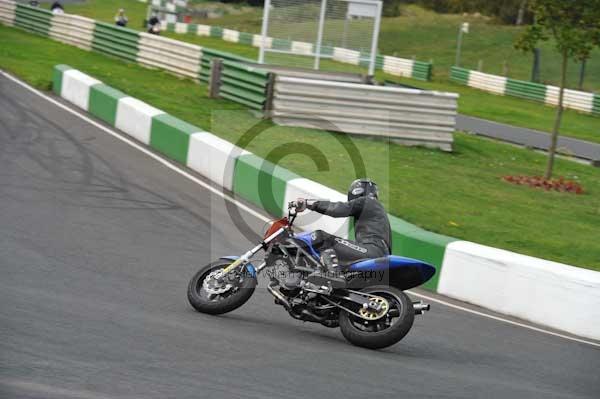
[[203, 270, 233, 295]]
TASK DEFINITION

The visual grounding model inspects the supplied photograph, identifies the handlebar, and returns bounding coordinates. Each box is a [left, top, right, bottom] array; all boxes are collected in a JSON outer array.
[[288, 199, 318, 211]]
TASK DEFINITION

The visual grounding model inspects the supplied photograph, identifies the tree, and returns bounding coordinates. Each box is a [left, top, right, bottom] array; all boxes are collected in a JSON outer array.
[[418, 0, 533, 24], [515, 0, 600, 179], [516, 0, 528, 25]]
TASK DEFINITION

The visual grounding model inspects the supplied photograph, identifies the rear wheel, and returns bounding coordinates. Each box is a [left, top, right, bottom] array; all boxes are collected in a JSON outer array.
[[339, 286, 414, 349], [187, 260, 257, 315]]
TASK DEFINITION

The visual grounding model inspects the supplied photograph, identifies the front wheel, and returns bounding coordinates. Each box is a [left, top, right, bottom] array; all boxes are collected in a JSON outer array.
[[339, 286, 415, 349], [187, 260, 257, 315]]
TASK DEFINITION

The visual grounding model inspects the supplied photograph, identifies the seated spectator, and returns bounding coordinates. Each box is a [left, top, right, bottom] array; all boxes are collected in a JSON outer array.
[[50, 1, 64, 14], [147, 13, 161, 35], [115, 8, 128, 27]]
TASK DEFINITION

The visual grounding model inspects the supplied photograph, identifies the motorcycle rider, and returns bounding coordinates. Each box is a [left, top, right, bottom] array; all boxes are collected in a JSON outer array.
[[295, 178, 391, 278]]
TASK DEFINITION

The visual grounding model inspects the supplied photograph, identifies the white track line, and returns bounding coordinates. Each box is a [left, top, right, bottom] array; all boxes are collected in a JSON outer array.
[[3, 70, 599, 349]]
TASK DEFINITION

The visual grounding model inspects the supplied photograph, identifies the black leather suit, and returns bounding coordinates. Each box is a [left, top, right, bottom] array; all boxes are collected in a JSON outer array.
[[308, 196, 391, 265]]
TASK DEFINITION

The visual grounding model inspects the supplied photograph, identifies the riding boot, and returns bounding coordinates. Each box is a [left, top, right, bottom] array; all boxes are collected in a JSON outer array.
[[307, 249, 346, 289]]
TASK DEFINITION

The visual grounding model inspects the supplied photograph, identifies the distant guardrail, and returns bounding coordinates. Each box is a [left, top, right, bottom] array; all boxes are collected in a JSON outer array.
[[199, 47, 254, 83], [271, 77, 457, 151], [92, 21, 140, 62], [204, 60, 457, 149], [137, 31, 202, 80], [160, 20, 433, 81], [50, 13, 95, 51], [209, 59, 271, 111], [451, 66, 600, 116], [1, 1, 202, 80]]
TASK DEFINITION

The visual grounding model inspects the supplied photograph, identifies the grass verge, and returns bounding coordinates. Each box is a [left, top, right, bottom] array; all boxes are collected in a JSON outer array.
[[1, 24, 599, 271]]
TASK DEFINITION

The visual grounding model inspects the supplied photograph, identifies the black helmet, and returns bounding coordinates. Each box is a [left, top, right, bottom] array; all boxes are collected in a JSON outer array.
[[348, 178, 378, 201]]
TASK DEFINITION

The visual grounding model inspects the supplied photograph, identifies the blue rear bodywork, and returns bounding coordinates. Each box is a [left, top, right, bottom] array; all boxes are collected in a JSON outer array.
[[293, 232, 436, 291], [346, 255, 436, 291]]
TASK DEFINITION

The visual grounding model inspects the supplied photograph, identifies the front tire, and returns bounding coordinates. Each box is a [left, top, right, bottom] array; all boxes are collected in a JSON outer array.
[[339, 286, 414, 349], [187, 260, 257, 315]]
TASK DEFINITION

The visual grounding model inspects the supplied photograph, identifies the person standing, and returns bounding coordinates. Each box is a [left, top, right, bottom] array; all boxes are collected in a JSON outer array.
[[115, 8, 128, 27]]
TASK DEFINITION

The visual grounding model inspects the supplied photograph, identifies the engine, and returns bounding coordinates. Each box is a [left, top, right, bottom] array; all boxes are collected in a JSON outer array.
[[264, 252, 301, 293]]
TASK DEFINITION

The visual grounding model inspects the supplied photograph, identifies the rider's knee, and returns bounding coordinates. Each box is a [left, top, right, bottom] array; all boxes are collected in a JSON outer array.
[[310, 230, 329, 246]]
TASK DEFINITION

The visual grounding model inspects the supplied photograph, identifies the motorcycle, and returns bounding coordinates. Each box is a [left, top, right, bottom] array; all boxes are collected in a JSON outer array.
[[187, 201, 435, 349]]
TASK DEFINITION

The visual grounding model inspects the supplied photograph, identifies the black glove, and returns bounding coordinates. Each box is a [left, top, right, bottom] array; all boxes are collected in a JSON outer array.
[[296, 198, 307, 212]]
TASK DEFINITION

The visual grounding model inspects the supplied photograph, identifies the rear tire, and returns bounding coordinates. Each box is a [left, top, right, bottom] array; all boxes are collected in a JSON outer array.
[[339, 286, 414, 349], [187, 260, 257, 315]]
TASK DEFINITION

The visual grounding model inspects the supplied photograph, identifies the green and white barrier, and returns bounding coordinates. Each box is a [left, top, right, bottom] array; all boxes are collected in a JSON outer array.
[[14, 2, 51, 36], [1, 1, 202, 81], [60, 68, 101, 110], [291, 41, 313, 55], [200, 47, 254, 83], [150, 0, 186, 13], [333, 47, 361, 66], [0, 0, 15, 26], [451, 66, 599, 116], [438, 241, 600, 341], [137, 31, 202, 80], [219, 60, 270, 111], [116, 97, 165, 145], [50, 13, 95, 51], [92, 21, 140, 63], [253, 34, 272, 49], [382, 56, 432, 81], [188, 134, 250, 191], [52, 64, 600, 340]]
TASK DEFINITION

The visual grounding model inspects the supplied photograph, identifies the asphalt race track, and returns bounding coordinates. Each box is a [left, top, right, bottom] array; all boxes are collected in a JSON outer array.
[[1, 73, 599, 399]]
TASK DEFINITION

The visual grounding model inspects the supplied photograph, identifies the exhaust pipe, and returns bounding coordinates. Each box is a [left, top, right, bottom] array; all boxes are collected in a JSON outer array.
[[267, 283, 331, 324], [413, 301, 431, 315], [267, 283, 292, 311]]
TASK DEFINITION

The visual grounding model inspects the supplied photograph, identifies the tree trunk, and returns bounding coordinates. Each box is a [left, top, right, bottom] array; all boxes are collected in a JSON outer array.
[[544, 50, 568, 179], [516, 0, 527, 25]]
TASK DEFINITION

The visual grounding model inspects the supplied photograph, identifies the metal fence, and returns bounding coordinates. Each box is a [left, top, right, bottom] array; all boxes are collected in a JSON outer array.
[[271, 76, 457, 151], [160, 19, 433, 81], [0, 0, 15, 25], [199, 48, 254, 83], [14, 1, 51, 35], [137, 32, 202, 80], [92, 21, 140, 62], [49, 13, 95, 51], [214, 60, 271, 111]]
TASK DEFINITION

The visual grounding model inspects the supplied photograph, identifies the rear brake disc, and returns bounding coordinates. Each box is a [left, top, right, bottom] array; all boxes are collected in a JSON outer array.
[[358, 296, 389, 321]]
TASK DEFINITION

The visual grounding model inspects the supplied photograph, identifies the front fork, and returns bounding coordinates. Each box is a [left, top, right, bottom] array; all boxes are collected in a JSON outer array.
[[218, 226, 286, 276]]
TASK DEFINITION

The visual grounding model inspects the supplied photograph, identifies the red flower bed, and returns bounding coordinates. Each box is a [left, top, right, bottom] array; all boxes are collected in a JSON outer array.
[[502, 175, 584, 194]]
